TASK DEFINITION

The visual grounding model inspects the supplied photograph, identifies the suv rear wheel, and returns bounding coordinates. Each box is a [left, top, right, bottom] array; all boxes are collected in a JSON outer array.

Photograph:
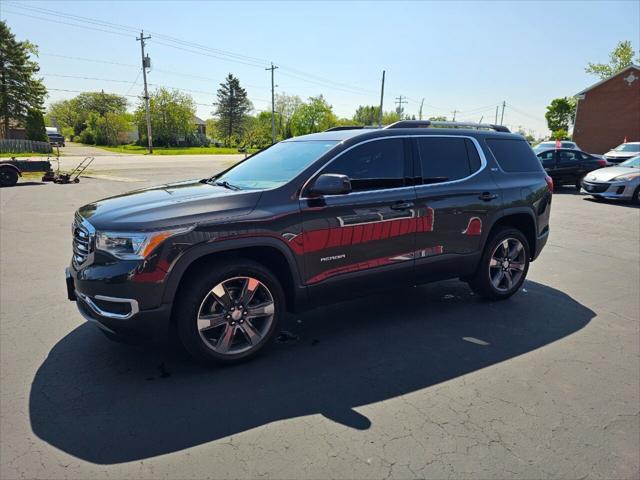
[[468, 227, 530, 300], [175, 258, 284, 364]]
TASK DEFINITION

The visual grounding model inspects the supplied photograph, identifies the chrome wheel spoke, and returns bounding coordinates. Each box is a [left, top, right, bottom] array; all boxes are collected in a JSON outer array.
[[239, 277, 260, 305], [247, 301, 275, 319], [504, 270, 513, 289], [216, 325, 235, 352], [501, 239, 510, 257], [239, 320, 261, 345], [510, 261, 525, 272], [509, 241, 523, 259], [489, 257, 501, 268], [211, 282, 233, 309], [198, 312, 227, 330]]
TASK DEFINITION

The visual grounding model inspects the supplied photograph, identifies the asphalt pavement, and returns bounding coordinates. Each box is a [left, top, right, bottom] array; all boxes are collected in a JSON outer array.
[[0, 160, 638, 479]]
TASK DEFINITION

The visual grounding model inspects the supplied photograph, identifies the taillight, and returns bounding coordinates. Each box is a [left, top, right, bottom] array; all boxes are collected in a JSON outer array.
[[598, 159, 606, 167], [545, 175, 553, 193]]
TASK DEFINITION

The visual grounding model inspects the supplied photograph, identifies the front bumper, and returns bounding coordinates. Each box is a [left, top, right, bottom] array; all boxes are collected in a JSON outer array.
[[581, 180, 634, 200], [66, 267, 172, 342]]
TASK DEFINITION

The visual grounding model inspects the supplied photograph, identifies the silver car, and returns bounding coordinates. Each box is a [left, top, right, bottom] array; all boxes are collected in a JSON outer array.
[[581, 156, 640, 203], [603, 142, 640, 165]]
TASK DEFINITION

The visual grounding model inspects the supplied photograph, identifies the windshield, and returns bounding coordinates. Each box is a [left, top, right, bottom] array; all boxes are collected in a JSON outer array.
[[620, 156, 640, 168], [215, 140, 339, 190], [613, 143, 640, 152]]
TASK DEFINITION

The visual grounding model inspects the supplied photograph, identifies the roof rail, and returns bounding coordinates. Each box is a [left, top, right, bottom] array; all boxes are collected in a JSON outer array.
[[324, 125, 381, 131], [384, 120, 510, 133]]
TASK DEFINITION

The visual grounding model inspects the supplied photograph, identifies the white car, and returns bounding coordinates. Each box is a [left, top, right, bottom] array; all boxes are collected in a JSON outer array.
[[603, 142, 640, 165], [580, 155, 640, 203], [533, 141, 580, 154]]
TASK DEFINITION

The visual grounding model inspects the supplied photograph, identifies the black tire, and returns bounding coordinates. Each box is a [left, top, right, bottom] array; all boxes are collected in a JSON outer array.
[[632, 185, 640, 205], [0, 167, 18, 187], [174, 257, 284, 365], [467, 227, 530, 300]]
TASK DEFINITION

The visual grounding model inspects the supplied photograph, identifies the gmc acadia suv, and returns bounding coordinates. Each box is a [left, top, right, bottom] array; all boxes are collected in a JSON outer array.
[[66, 121, 552, 364]]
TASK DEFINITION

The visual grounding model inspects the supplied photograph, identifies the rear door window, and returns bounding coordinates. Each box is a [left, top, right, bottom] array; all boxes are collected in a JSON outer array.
[[417, 137, 482, 184], [486, 138, 544, 173]]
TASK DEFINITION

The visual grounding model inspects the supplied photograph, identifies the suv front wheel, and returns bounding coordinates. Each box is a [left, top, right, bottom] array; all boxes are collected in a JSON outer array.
[[468, 227, 530, 300], [175, 258, 284, 364]]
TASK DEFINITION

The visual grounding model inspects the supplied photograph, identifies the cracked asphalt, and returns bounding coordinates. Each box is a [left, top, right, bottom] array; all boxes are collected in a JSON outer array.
[[0, 158, 638, 479]]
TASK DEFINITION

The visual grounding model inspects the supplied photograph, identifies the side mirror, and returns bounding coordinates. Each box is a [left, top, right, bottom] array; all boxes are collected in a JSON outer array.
[[308, 174, 352, 196]]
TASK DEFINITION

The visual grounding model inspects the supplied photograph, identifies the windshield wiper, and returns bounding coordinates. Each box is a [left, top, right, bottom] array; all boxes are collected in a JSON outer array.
[[213, 180, 241, 191]]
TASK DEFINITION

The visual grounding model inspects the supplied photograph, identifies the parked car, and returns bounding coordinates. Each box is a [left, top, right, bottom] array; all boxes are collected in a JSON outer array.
[[581, 155, 640, 203], [603, 142, 640, 164], [536, 148, 606, 190], [66, 121, 552, 364], [533, 141, 580, 154]]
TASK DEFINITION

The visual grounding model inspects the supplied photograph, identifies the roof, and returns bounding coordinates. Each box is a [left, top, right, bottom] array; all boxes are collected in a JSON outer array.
[[285, 127, 522, 143], [575, 64, 640, 96], [193, 115, 206, 125]]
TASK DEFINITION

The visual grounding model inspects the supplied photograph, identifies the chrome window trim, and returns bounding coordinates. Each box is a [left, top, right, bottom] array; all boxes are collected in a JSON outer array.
[[299, 134, 489, 200], [76, 291, 140, 320]]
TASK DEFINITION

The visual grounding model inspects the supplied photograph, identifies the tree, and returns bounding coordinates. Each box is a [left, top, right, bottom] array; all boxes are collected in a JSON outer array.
[[136, 88, 196, 147], [25, 108, 47, 141], [428, 116, 448, 121], [85, 111, 133, 146], [289, 95, 337, 136], [242, 112, 272, 148], [353, 105, 380, 125], [586, 40, 639, 79], [545, 97, 576, 132], [552, 129, 569, 140], [274, 92, 303, 139], [213, 74, 252, 146], [0, 21, 47, 138], [49, 92, 128, 136]]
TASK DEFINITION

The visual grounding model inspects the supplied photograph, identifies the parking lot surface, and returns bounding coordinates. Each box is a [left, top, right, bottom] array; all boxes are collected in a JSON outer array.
[[1, 159, 638, 479]]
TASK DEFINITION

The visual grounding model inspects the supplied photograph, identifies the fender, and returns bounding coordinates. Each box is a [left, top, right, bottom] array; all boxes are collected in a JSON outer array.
[[0, 163, 22, 176], [485, 206, 538, 254], [161, 235, 306, 306]]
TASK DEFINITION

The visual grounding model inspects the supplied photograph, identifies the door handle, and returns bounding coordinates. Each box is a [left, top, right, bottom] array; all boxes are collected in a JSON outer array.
[[478, 192, 498, 201], [391, 201, 414, 210]]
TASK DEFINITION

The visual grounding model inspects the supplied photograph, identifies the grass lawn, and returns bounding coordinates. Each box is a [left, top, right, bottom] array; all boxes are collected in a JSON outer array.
[[0, 152, 54, 158], [95, 144, 256, 155]]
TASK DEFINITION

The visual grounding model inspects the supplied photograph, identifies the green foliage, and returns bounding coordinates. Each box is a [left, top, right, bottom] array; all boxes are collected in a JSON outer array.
[[213, 74, 252, 146], [289, 95, 337, 136], [585, 40, 639, 79], [545, 97, 576, 132], [552, 129, 569, 140], [25, 108, 47, 141], [85, 111, 133, 146], [241, 111, 272, 148], [428, 116, 448, 121], [275, 92, 303, 139], [135, 88, 197, 147], [353, 105, 380, 125], [49, 92, 128, 137], [0, 21, 47, 139]]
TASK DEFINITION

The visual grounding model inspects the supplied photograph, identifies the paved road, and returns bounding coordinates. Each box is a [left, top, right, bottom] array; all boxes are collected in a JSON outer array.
[[0, 165, 638, 479]]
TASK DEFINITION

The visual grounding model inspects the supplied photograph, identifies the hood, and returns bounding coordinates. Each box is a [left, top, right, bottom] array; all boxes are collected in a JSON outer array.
[[584, 166, 639, 182], [78, 180, 261, 230]]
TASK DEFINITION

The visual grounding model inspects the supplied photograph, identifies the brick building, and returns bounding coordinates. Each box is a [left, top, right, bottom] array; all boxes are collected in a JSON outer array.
[[573, 64, 640, 154]]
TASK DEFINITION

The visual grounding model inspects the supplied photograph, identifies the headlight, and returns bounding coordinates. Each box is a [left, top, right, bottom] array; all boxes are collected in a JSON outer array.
[[611, 173, 640, 182], [96, 227, 192, 259]]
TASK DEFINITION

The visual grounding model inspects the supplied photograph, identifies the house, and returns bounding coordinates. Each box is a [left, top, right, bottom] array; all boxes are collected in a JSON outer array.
[[194, 116, 206, 136], [573, 64, 640, 154]]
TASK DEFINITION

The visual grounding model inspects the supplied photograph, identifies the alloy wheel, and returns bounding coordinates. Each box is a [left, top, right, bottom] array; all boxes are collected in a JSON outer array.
[[197, 276, 275, 355], [489, 238, 526, 292]]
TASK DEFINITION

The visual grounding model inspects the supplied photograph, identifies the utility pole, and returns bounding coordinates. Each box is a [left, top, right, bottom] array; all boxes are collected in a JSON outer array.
[[136, 30, 153, 154], [495, 105, 499, 124], [500, 100, 506, 125], [452, 109, 457, 121], [395, 95, 408, 119], [479, 115, 484, 124], [418, 98, 424, 120], [378, 70, 385, 127], [266, 63, 278, 144]]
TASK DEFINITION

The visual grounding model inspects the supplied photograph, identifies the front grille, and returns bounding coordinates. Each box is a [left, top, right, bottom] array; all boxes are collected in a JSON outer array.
[[582, 181, 609, 193], [73, 215, 95, 266]]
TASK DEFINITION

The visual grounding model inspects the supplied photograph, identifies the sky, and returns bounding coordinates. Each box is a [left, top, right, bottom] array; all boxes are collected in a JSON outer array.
[[2, 0, 639, 137]]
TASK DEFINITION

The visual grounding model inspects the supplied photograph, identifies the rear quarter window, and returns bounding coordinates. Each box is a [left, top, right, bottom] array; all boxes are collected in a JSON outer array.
[[486, 138, 544, 173]]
